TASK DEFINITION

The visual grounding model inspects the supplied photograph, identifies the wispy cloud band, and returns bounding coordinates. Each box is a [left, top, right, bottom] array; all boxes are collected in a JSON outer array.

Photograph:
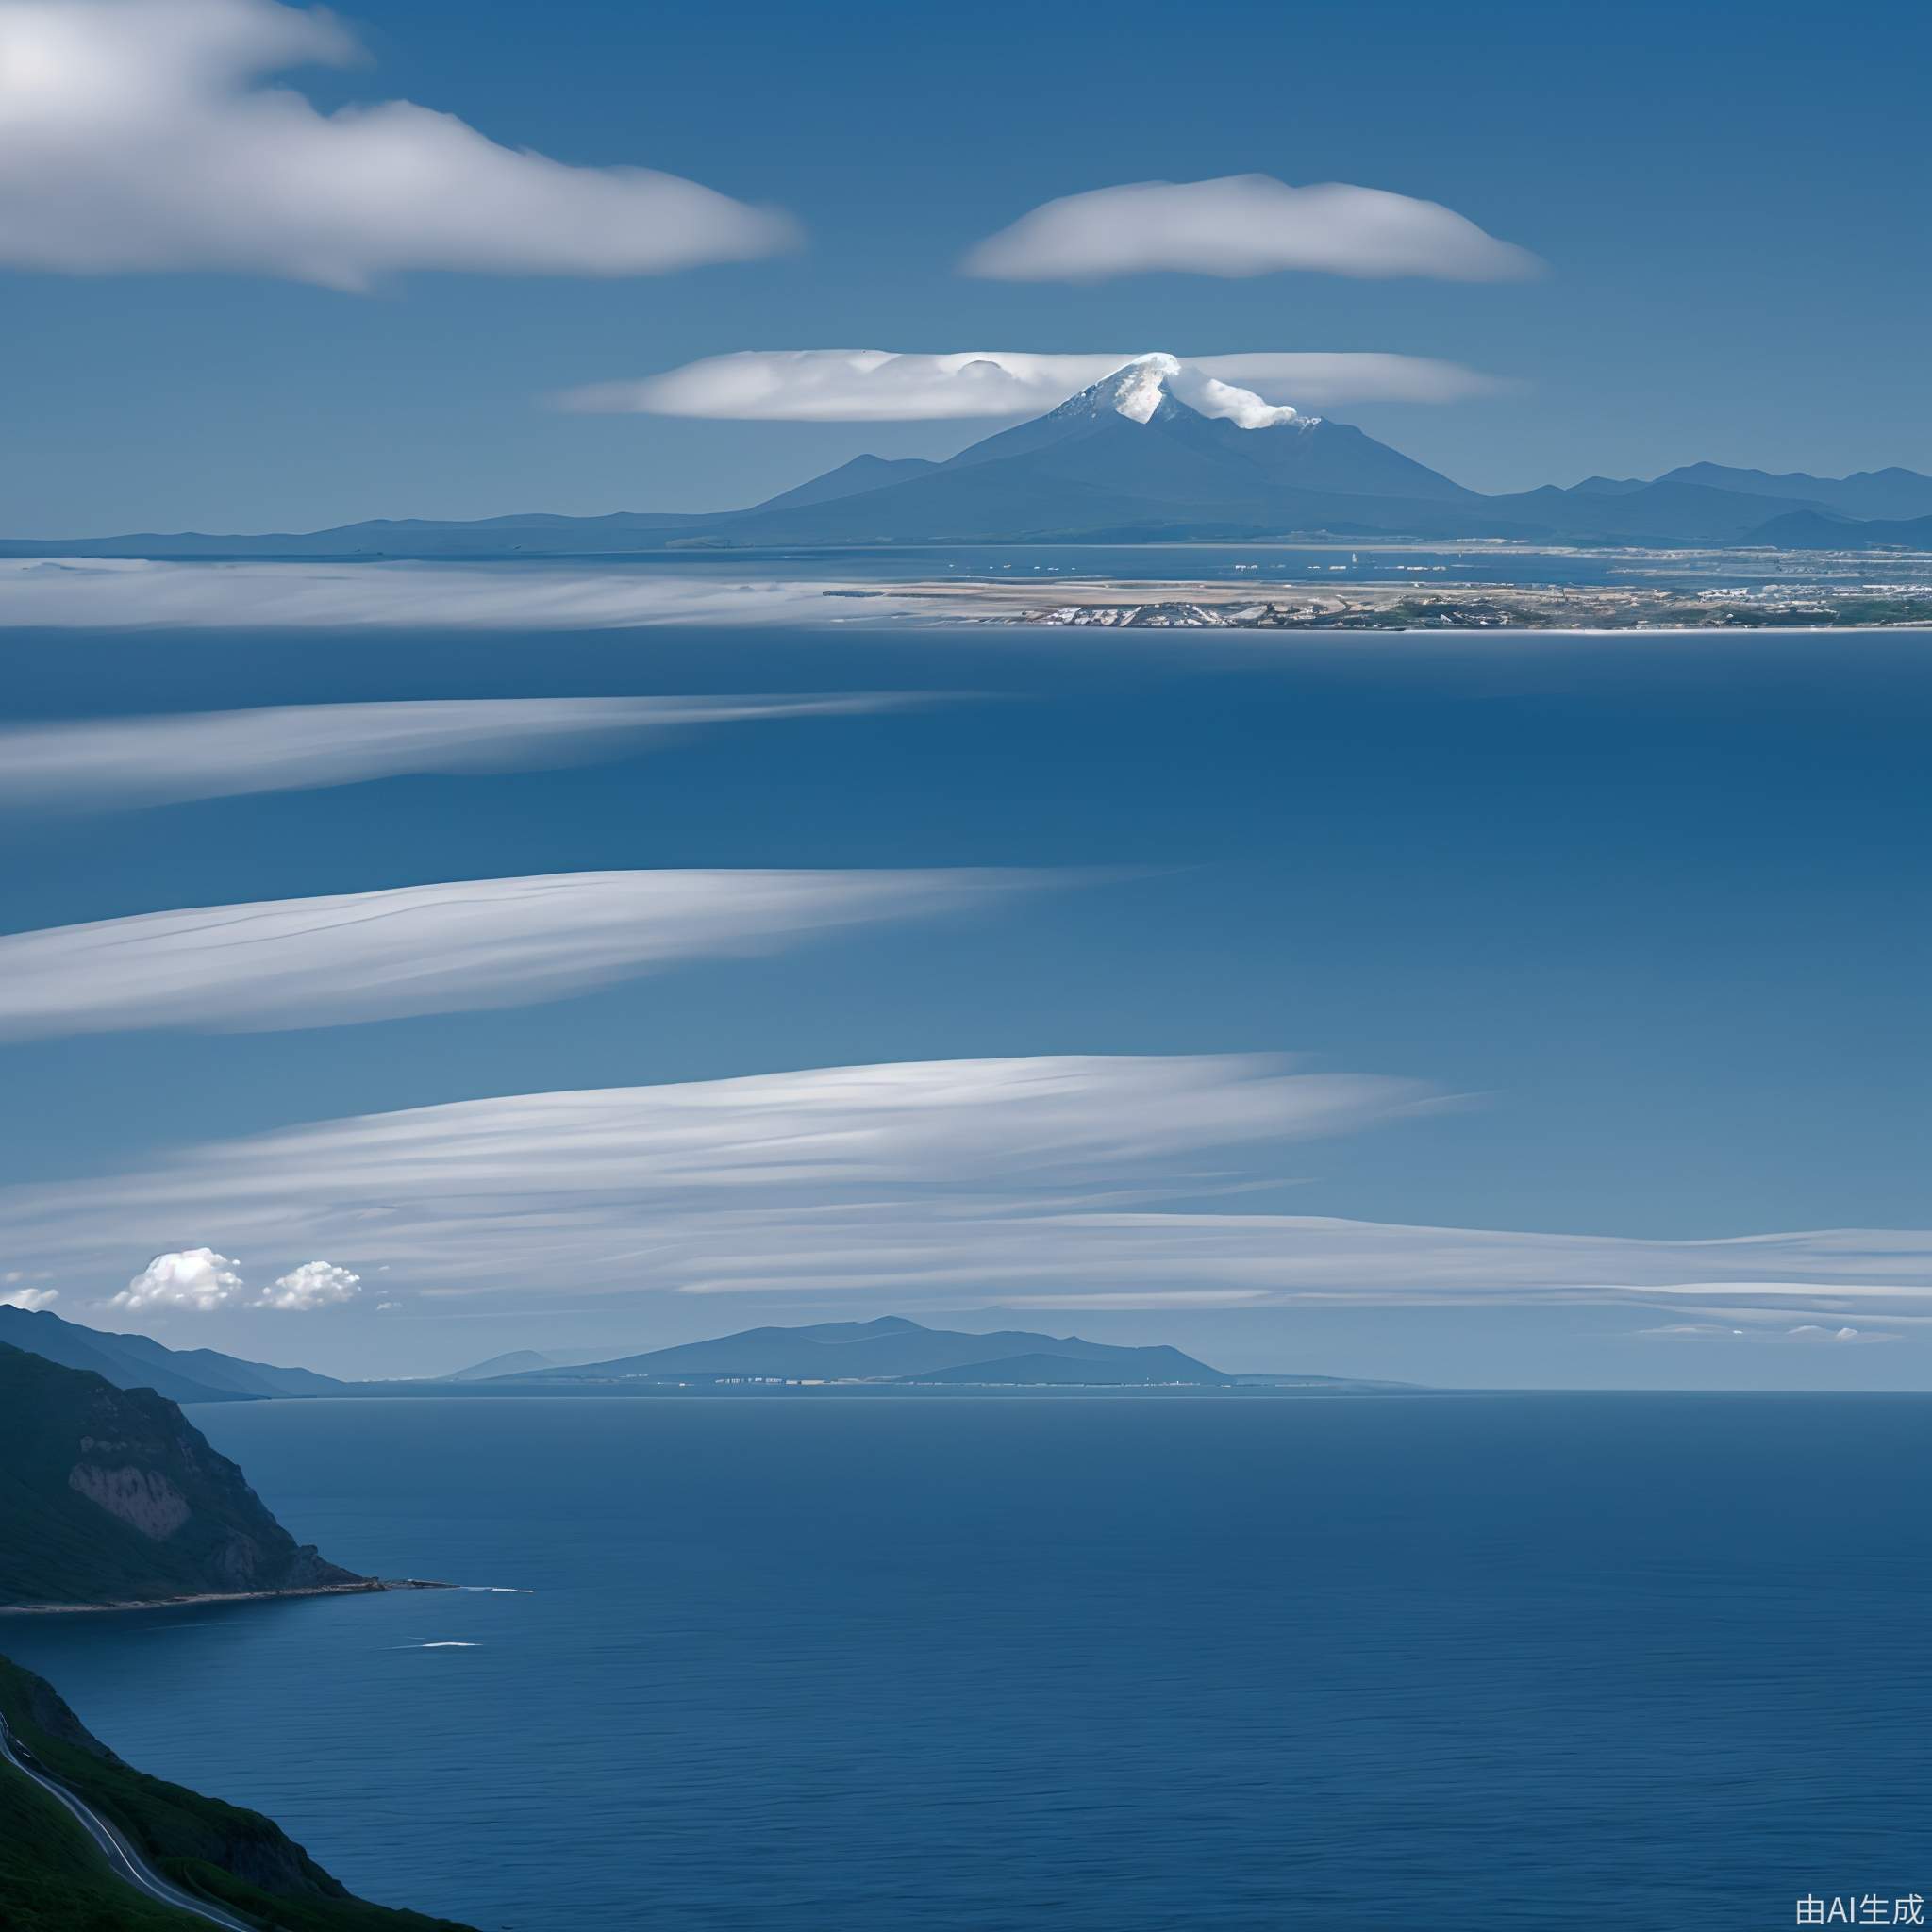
[[0, 871, 1036, 1038], [0, 1056, 1433, 1298], [0, 694, 923, 812], [0, 1058, 1921, 1320]]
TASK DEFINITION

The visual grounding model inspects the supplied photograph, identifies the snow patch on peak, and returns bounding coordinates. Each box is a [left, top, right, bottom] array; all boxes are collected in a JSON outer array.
[[1109, 353, 1182, 422], [1080, 353, 1312, 431]]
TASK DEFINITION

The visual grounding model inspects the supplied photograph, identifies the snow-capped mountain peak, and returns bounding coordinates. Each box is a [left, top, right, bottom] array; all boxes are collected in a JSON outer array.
[[1109, 353, 1182, 422], [1050, 354, 1183, 425], [1060, 354, 1313, 432]]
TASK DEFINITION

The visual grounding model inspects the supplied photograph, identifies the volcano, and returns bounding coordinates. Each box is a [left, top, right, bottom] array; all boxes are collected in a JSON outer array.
[[8, 357, 1930, 555]]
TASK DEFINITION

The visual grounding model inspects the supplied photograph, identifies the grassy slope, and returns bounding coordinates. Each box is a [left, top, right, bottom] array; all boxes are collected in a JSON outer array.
[[0, 1769, 203, 1930], [0, 1658, 475, 1932]]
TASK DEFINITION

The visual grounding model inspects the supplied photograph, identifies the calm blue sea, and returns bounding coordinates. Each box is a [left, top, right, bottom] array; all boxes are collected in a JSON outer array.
[[5, 1396, 1928, 1930]]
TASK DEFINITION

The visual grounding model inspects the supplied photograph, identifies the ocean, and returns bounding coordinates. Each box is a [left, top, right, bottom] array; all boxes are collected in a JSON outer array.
[[5, 1395, 1928, 1929]]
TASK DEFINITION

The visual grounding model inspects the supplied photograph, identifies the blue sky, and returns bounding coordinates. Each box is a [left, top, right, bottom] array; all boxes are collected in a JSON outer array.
[[0, 0, 1927, 1388], [5, 0, 1932, 532]]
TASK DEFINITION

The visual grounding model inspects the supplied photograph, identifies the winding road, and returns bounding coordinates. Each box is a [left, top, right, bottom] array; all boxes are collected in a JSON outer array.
[[0, 1712, 257, 1930]]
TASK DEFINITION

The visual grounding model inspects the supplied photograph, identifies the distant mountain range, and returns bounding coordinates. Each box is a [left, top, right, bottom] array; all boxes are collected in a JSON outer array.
[[0, 1308, 1396, 1397], [0, 1305, 349, 1404], [7, 358, 1930, 556], [499, 1315, 1232, 1387], [475, 1315, 1397, 1391]]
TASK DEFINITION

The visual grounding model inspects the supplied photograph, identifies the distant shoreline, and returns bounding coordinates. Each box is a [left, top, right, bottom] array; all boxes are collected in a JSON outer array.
[[853, 576, 1932, 634], [0, 1577, 453, 1618], [242, 1379, 1421, 1403]]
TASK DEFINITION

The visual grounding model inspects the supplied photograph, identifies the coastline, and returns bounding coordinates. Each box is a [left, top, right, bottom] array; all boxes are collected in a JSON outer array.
[[846, 575, 1932, 634], [0, 1577, 453, 1617]]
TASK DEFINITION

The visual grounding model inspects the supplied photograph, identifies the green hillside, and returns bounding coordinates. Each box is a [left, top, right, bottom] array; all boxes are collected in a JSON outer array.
[[0, 1766, 199, 1930], [0, 1657, 475, 1931]]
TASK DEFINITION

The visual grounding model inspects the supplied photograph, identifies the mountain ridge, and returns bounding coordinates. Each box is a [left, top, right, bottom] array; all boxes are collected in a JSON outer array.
[[498, 1314, 1231, 1387], [0, 1306, 351, 1405], [1654, 461, 1932, 521], [0, 1308, 1400, 1400], [6, 358, 1927, 555], [1744, 508, 1932, 549]]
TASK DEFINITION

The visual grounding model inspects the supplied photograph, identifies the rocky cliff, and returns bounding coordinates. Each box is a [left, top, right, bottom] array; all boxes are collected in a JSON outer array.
[[0, 1341, 363, 1607]]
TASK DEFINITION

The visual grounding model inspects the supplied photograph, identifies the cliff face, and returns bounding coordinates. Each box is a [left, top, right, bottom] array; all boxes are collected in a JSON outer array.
[[0, 1342, 362, 1607]]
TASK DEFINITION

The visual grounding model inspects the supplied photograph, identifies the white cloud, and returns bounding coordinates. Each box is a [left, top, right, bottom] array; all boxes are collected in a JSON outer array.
[[1622, 1279, 1927, 1300], [259, 1259, 360, 1310], [2, 1057, 1429, 1299], [560, 348, 1503, 421], [1637, 1323, 1748, 1339], [113, 1247, 243, 1312], [0, 1057, 1924, 1320], [0, 870, 1034, 1039], [1779, 1324, 1895, 1346], [964, 175, 1541, 282], [0, 1285, 59, 1311], [1645, 1321, 1901, 1352], [1642, 1319, 1904, 1347], [0, 561, 930, 629], [0, 694, 924, 812], [0, 0, 796, 289]]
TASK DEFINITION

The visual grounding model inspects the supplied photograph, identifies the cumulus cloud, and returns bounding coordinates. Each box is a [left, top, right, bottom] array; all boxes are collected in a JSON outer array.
[[964, 175, 1541, 282], [0, 1285, 59, 1311], [259, 1259, 360, 1310], [113, 1247, 243, 1311], [0, 869, 1035, 1039], [0, 694, 924, 813], [0, 1057, 1924, 1320], [0, 0, 796, 289], [0, 561, 930, 630], [560, 348, 1503, 421]]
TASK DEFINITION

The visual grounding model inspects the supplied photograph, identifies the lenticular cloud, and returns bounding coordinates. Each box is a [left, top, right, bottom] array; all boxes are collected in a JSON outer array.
[[560, 348, 1502, 421], [964, 175, 1541, 283], [0, 0, 797, 287]]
